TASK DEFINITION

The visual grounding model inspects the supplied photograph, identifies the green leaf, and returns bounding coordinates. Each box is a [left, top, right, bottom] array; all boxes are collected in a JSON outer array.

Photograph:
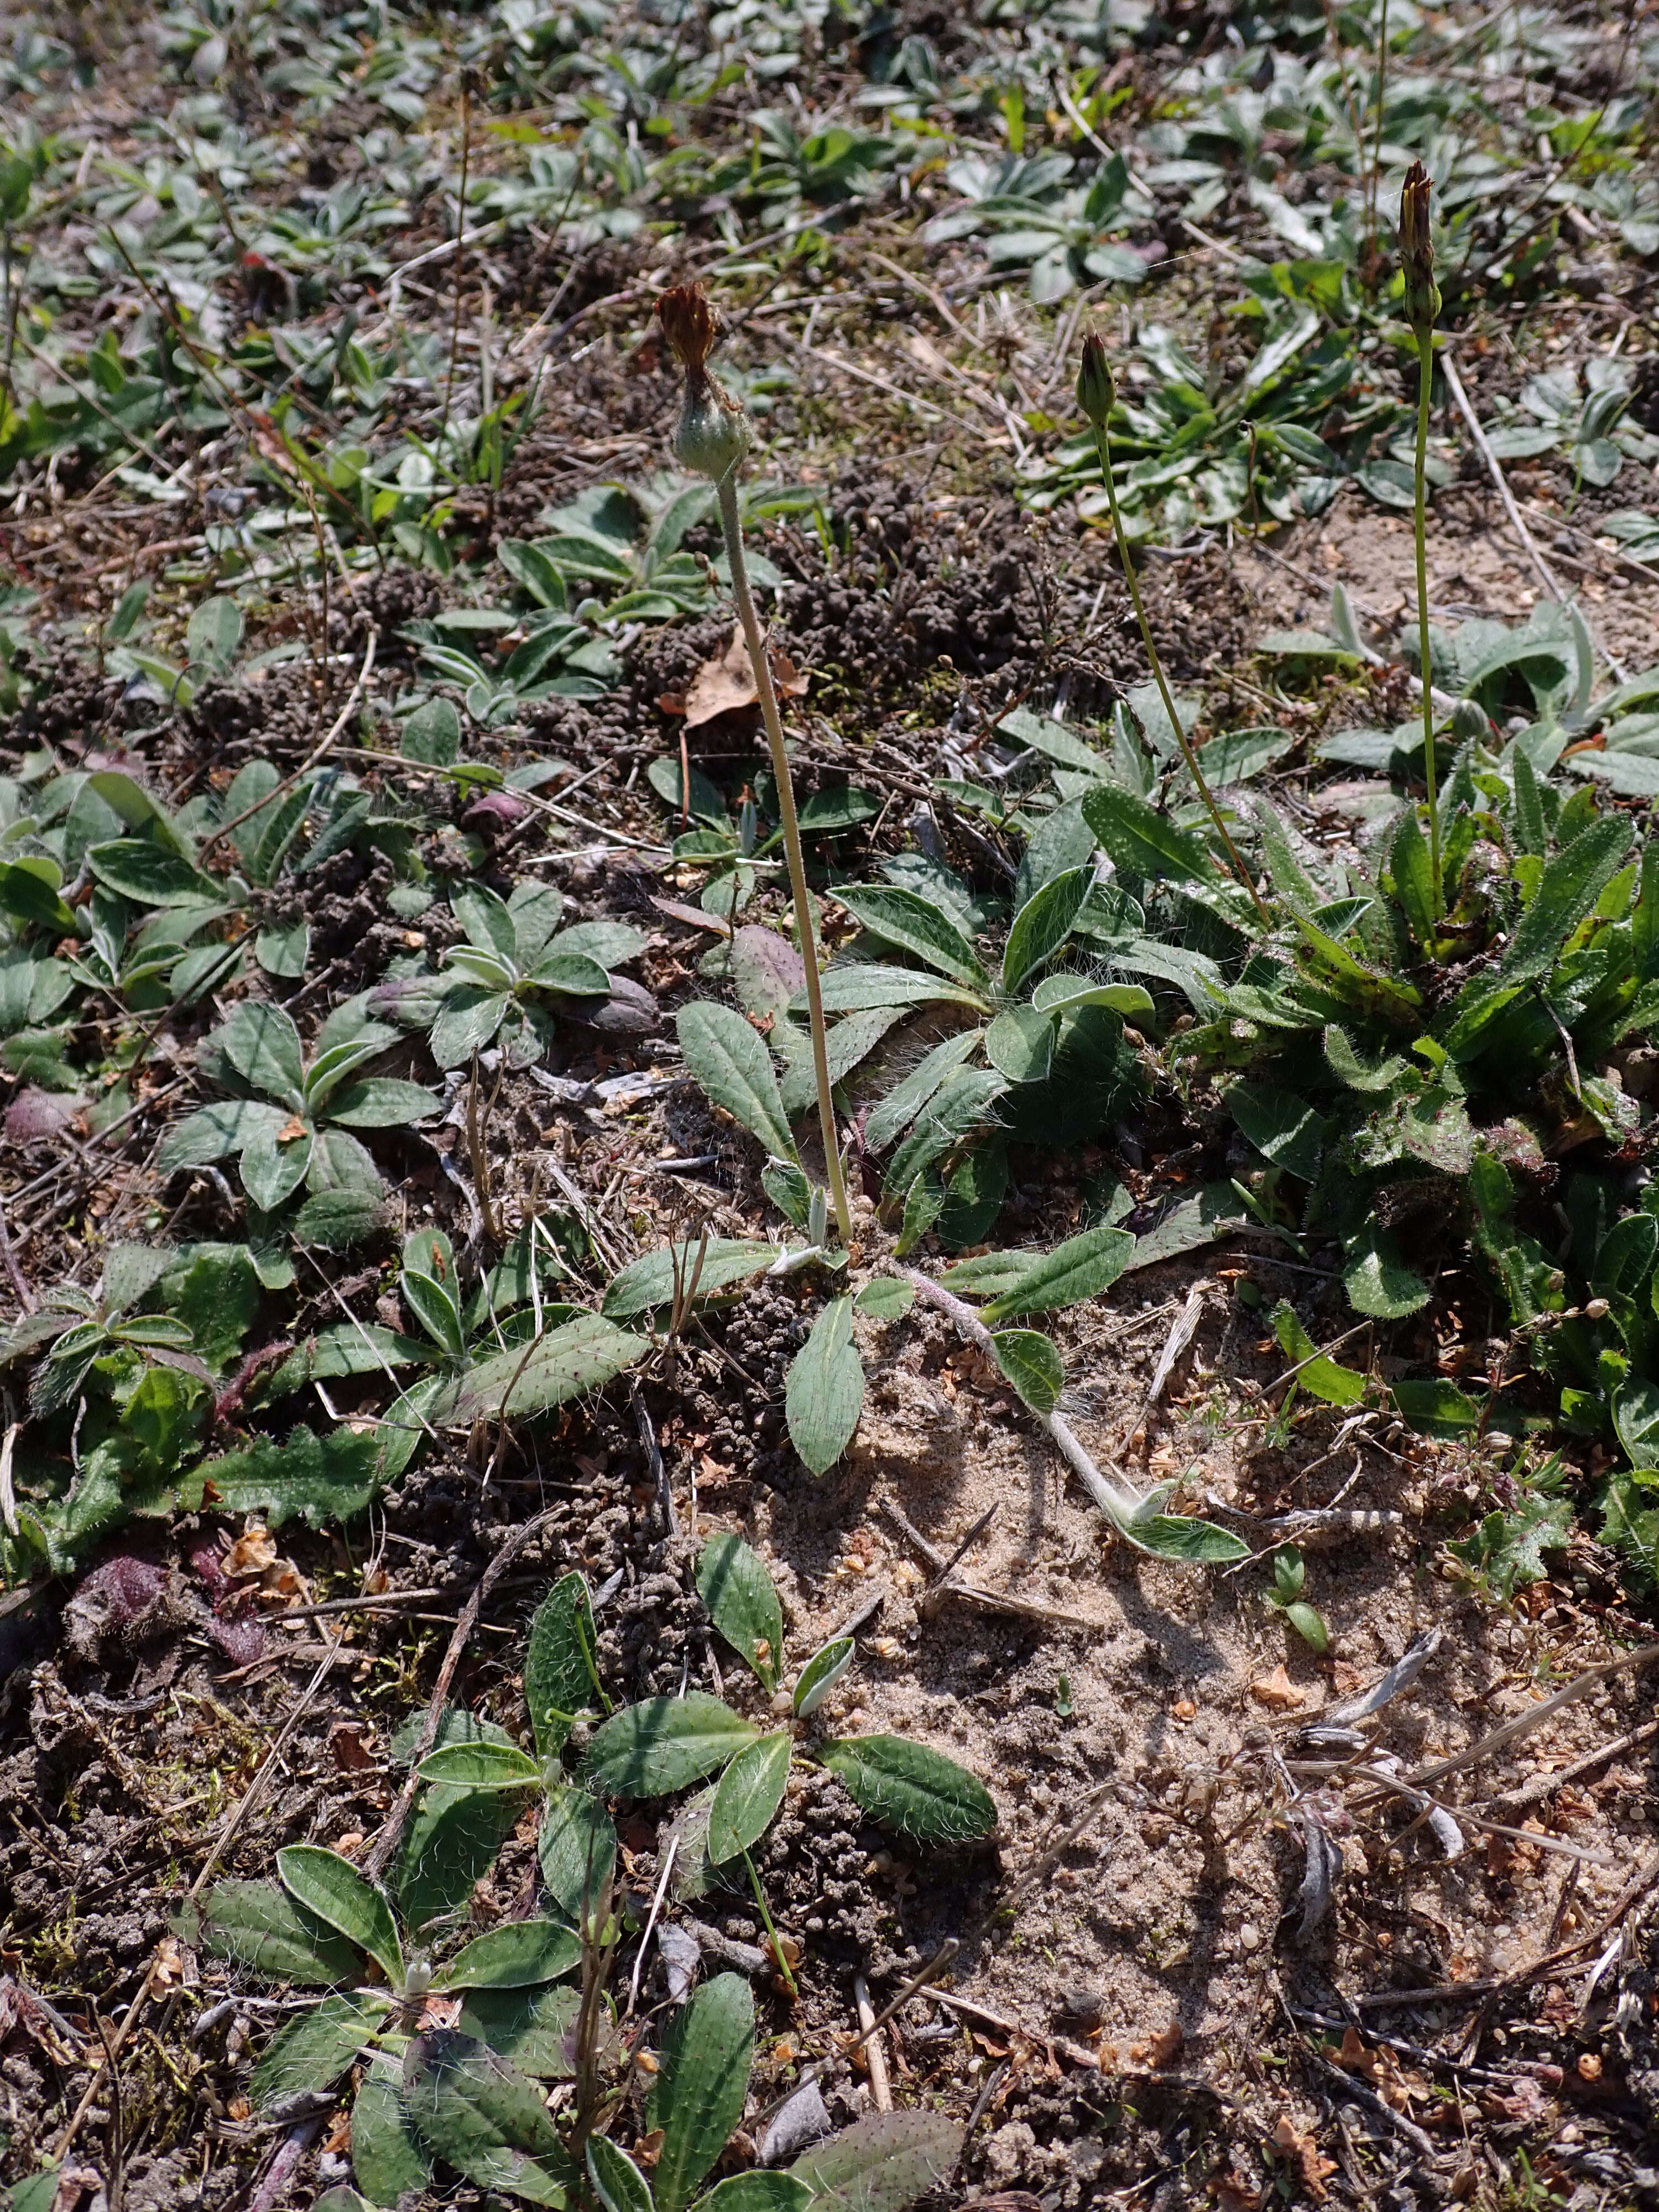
[[87, 839, 223, 909], [216, 1001, 306, 1107], [785, 1297, 864, 1475], [431, 986, 510, 1067], [402, 698, 462, 765], [401, 2031, 575, 2206], [1118, 1513, 1251, 1563], [449, 1312, 645, 1423], [677, 1000, 797, 1160], [418, 1740, 542, 1790], [1002, 867, 1093, 993], [699, 2178, 811, 2212], [255, 917, 310, 979], [1323, 1025, 1407, 1093], [1271, 1303, 1365, 1407], [1081, 784, 1214, 883], [252, 1993, 389, 2113], [525, 1571, 602, 1757], [647, 1974, 755, 2212], [1342, 1227, 1430, 1318], [538, 1785, 617, 1927], [433, 1920, 583, 1992], [1499, 814, 1636, 989], [792, 1635, 855, 1719], [984, 1004, 1055, 1084], [398, 1774, 522, 1936], [811, 964, 987, 1015], [696, 1533, 785, 1694], [1028, 973, 1154, 1024], [240, 1119, 312, 1210], [883, 1070, 1006, 1201], [0, 858, 76, 935], [707, 1730, 792, 1864], [198, 1423, 382, 1531], [816, 1736, 995, 1843], [863, 1032, 981, 1155], [588, 2137, 656, 2212], [1595, 1213, 1658, 1298], [351, 2058, 433, 2208], [1228, 1082, 1328, 1182], [790, 2113, 964, 2212], [186, 594, 242, 675], [980, 1224, 1134, 1323], [457, 1984, 583, 2079], [989, 1328, 1063, 1413], [276, 1846, 404, 1989], [327, 1078, 440, 1129], [1282, 1600, 1329, 1654], [195, 1878, 364, 1985], [1391, 1378, 1481, 1436], [854, 1276, 914, 1320], [831, 885, 988, 989], [602, 1240, 779, 1322], [585, 1694, 758, 1797]]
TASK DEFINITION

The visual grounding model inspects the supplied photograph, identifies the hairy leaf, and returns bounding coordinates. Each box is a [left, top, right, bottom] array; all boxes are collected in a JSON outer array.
[[647, 1974, 755, 2212], [785, 1297, 864, 1475], [586, 1695, 757, 1797], [707, 1730, 792, 1864], [816, 1735, 995, 1843], [697, 1533, 785, 1693]]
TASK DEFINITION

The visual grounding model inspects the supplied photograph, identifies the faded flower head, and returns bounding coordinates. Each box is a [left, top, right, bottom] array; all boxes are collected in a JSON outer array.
[[655, 280, 749, 482], [1399, 160, 1440, 335], [1075, 332, 1115, 429]]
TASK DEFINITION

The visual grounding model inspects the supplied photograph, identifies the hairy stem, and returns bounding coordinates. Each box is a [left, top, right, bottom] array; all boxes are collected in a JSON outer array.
[[716, 472, 853, 1244], [1413, 327, 1443, 921], [1089, 425, 1270, 921]]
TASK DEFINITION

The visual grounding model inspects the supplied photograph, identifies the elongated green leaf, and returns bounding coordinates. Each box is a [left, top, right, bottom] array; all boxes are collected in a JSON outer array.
[[831, 885, 988, 988], [585, 1694, 757, 1797], [0, 857, 76, 933], [817, 1735, 995, 1843], [883, 1069, 1006, 1199], [1120, 1513, 1252, 1563], [458, 1984, 583, 2080], [791, 2112, 964, 2212], [1029, 973, 1154, 1024], [647, 1974, 755, 2212], [707, 1730, 792, 1864], [1003, 867, 1094, 992], [785, 1297, 864, 1475], [402, 2031, 575, 2206], [980, 1224, 1134, 1323], [588, 2136, 656, 2212], [990, 1328, 1063, 1413], [1228, 1082, 1327, 1182], [677, 1000, 796, 1160], [277, 1846, 404, 1988], [602, 1240, 779, 1322], [863, 1031, 981, 1155], [525, 1571, 602, 1757], [1081, 784, 1214, 883], [215, 1001, 306, 1107], [195, 1879, 365, 1985], [351, 2057, 432, 2207], [1595, 1213, 1658, 1297], [87, 839, 223, 909], [810, 964, 987, 1015], [417, 1741, 542, 1790], [1392, 1378, 1480, 1436], [1500, 815, 1634, 988], [433, 1920, 583, 1992], [187, 594, 242, 675], [449, 1313, 645, 1423], [252, 1993, 389, 2113], [792, 1635, 854, 1719], [401, 696, 463, 764], [196, 1423, 382, 1530], [696, 1533, 784, 1694], [854, 1276, 914, 1320], [538, 1785, 617, 1927], [1271, 1303, 1365, 1407]]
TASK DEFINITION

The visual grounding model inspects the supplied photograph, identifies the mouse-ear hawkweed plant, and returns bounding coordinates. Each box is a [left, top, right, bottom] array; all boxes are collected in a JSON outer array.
[[657, 282, 853, 1245], [1076, 336, 1269, 921], [1401, 160, 1444, 924]]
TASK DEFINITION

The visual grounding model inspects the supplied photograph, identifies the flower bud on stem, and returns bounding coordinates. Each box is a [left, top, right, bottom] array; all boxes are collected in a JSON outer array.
[[1076, 337, 1269, 922], [658, 284, 852, 1245]]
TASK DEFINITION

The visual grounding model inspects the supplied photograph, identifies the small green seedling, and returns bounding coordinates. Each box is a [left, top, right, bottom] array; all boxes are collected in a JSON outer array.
[[1264, 1547, 1329, 1654]]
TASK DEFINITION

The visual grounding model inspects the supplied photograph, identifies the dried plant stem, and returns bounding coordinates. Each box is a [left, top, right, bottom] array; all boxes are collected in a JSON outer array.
[[1412, 328, 1443, 921], [1086, 425, 1269, 920], [715, 472, 852, 1244]]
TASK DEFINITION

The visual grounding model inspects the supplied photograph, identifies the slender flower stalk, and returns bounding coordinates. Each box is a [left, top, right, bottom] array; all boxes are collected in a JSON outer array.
[[656, 284, 853, 1245], [1076, 336, 1269, 921], [1401, 160, 1444, 923]]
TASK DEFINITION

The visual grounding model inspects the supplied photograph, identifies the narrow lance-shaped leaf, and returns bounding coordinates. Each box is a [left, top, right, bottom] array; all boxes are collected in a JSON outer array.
[[785, 1297, 864, 1475], [677, 999, 797, 1161], [707, 1730, 792, 1865], [585, 1694, 758, 1796], [980, 1223, 1134, 1323], [525, 1569, 606, 1755]]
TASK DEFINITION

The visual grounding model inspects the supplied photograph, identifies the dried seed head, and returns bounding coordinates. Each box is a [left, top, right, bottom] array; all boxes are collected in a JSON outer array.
[[1075, 332, 1115, 429], [1399, 161, 1441, 336], [655, 281, 749, 482]]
